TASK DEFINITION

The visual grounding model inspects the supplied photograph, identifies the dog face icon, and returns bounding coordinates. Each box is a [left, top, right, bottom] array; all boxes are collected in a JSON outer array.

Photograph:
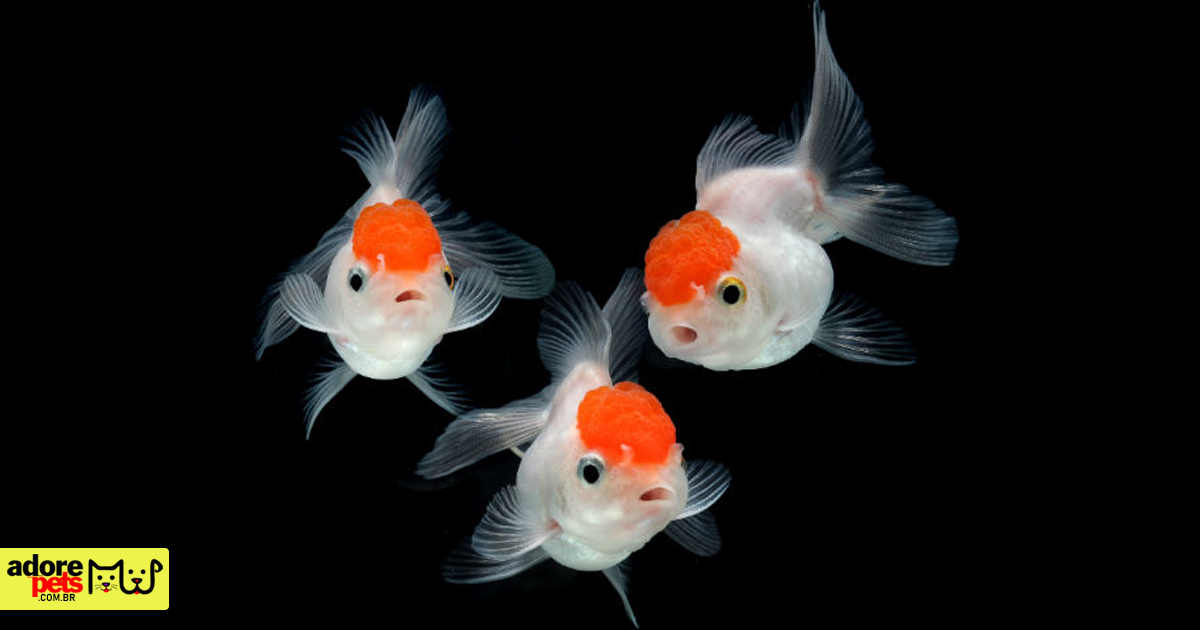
[[122, 560, 163, 595]]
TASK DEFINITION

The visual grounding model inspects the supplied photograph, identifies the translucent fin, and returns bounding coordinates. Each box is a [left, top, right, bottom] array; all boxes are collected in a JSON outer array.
[[255, 216, 355, 359], [817, 183, 960, 266], [695, 114, 795, 193], [442, 485, 556, 584], [390, 85, 450, 205], [439, 216, 556, 300], [445, 267, 504, 333], [416, 387, 553, 479], [277, 273, 337, 334], [442, 539, 551, 584], [341, 112, 395, 189], [471, 485, 557, 559], [665, 510, 722, 557], [795, 3, 958, 265], [255, 298, 301, 361], [537, 282, 610, 383], [600, 268, 648, 384], [341, 85, 448, 206], [812, 292, 915, 365], [678, 459, 732, 520], [407, 363, 471, 416], [303, 361, 356, 439], [419, 194, 452, 222], [602, 563, 639, 628]]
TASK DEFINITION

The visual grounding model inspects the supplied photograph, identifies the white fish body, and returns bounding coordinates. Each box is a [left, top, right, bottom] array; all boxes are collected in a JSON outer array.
[[513, 360, 689, 572], [417, 270, 730, 626], [256, 86, 555, 436], [643, 3, 957, 371], [319, 239, 454, 379]]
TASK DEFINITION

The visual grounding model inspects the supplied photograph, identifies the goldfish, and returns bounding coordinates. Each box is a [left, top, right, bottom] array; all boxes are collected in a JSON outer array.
[[642, 2, 958, 371], [255, 86, 554, 436], [418, 269, 731, 626]]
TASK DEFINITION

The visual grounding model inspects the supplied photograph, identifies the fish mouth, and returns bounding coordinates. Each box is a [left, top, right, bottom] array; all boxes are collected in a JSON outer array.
[[670, 325, 698, 345], [639, 486, 674, 502], [394, 289, 425, 303]]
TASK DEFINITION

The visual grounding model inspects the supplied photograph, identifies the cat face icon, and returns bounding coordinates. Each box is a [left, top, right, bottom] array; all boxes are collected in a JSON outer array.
[[95, 571, 118, 593]]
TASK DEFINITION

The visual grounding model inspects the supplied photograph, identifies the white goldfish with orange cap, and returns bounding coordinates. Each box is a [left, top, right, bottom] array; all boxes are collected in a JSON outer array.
[[643, 2, 958, 371], [418, 269, 731, 627], [256, 86, 554, 436]]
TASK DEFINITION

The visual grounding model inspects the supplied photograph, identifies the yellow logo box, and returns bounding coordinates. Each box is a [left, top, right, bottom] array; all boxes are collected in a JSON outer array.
[[1, 548, 168, 610]]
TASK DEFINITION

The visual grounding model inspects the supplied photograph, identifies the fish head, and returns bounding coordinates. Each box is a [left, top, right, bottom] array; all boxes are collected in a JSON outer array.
[[642, 210, 781, 370], [549, 382, 688, 561], [323, 200, 455, 378]]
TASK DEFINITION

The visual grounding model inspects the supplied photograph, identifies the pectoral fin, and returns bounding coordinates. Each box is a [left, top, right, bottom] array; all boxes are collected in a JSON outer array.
[[442, 485, 555, 583], [666, 459, 731, 557], [445, 267, 503, 333], [665, 511, 722, 557], [471, 485, 556, 559], [442, 540, 550, 584], [278, 273, 337, 334], [813, 292, 915, 365], [678, 459, 732, 519]]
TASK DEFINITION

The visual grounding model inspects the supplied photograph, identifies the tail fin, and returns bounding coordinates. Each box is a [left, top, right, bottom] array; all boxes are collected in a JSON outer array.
[[600, 268, 648, 384], [341, 85, 449, 207], [794, 3, 958, 265], [537, 269, 647, 384], [536, 281, 611, 384]]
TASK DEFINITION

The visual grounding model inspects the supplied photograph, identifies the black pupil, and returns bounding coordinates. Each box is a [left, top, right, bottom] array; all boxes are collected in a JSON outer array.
[[722, 284, 741, 304], [443, 270, 453, 287], [582, 463, 601, 484], [349, 272, 364, 292]]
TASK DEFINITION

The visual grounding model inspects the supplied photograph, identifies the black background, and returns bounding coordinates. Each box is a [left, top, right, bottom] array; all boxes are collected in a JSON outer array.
[[9, 2, 1075, 626]]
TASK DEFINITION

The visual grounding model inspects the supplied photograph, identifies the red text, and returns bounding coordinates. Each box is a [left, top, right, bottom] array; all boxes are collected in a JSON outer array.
[[31, 572, 83, 598]]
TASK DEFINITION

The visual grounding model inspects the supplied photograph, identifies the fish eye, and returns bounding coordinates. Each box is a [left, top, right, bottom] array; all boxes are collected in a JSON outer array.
[[577, 455, 605, 485], [348, 267, 367, 293], [442, 264, 454, 289], [717, 277, 746, 306]]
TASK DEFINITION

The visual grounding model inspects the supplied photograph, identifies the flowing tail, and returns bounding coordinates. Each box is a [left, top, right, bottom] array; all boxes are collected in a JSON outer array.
[[694, 2, 958, 266], [793, 2, 958, 265]]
